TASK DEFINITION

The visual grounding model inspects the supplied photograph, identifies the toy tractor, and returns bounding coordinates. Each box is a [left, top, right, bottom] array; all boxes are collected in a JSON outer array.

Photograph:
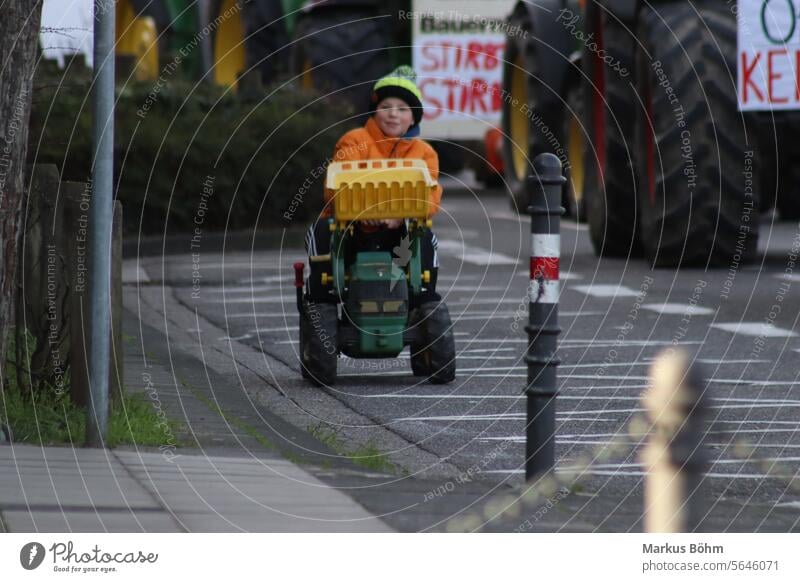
[[293, 159, 456, 386]]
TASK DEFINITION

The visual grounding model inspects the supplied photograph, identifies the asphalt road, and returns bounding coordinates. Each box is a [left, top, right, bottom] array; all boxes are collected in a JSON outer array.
[[135, 190, 800, 527]]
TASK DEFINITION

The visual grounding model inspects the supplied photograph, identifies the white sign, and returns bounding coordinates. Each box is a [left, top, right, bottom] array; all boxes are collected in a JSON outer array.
[[411, 0, 516, 139], [738, 0, 800, 110]]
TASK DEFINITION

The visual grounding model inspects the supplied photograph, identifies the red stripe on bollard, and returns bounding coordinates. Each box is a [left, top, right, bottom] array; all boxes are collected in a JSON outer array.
[[530, 256, 560, 281]]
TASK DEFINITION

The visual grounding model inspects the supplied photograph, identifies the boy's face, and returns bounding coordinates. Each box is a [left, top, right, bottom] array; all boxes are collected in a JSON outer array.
[[374, 97, 414, 137]]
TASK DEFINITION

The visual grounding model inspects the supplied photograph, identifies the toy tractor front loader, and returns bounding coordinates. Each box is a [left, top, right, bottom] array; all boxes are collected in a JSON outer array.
[[293, 159, 456, 387]]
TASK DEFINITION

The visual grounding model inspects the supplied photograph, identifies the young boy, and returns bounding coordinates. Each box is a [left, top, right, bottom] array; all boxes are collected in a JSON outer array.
[[305, 65, 442, 306]]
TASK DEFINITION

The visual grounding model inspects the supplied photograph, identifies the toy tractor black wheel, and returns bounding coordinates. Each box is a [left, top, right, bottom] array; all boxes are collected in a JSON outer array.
[[410, 302, 456, 384], [299, 303, 338, 386], [299, 311, 311, 379]]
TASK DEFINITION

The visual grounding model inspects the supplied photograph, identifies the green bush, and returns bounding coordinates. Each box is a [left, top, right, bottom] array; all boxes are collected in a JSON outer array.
[[28, 63, 356, 234]]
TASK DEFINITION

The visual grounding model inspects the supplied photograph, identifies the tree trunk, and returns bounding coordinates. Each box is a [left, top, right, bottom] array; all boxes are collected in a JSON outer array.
[[0, 1, 44, 387]]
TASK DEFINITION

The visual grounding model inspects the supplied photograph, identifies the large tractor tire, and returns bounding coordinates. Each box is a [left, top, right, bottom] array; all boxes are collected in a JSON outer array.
[[634, 1, 759, 268], [776, 160, 800, 220], [291, 6, 392, 109], [241, 0, 291, 85], [582, 2, 640, 256], [762, 123, 800, 220], [563, 83, 586, 221]]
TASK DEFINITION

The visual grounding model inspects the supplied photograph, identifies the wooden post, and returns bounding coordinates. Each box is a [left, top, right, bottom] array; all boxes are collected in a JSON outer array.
[[641, 349, 709, 532], [65, 180, 91, 407]]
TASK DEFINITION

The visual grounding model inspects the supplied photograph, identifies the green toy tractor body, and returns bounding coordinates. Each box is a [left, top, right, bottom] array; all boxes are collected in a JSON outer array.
[[294, 159, 456, 386]]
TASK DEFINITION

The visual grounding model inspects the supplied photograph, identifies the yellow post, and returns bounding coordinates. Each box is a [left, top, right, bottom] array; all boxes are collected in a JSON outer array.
[[641, 349, 708, 532]]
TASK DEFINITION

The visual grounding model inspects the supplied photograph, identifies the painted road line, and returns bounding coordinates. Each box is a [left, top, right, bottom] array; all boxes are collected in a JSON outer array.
[[121, 262, 150, 284], [482, 469, 788, 479], [436, 240, 519, 266], [711, 322, 799, 337], [454, 338, 703, 347], [490, 210, 589, 231], [641, 303, 715, 315], [775, 274, 800, 283], [204, 296, 292, 304], [571, 284, 643, 298], [641, 357, 771, 364]]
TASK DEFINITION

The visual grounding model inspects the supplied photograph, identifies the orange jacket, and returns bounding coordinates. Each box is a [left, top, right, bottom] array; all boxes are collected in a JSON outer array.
[[322, 117, 442, 218]]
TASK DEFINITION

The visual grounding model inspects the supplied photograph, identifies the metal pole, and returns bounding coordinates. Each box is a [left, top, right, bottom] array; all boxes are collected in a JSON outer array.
[[525, 153, 564, 480], [86, 0, 115, 447]]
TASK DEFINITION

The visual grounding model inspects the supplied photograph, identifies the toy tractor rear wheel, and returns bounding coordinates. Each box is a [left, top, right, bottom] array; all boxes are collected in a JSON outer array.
[[299, 303, 338, 386], [410, 302, 456, 384]]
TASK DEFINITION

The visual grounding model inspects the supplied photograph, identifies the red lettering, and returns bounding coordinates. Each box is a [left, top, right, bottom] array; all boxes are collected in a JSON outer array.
[[490, 81, 502, 112], [484, 43, 503, 70], [439, 41, 454, 69], [768, 49, 788, 103], [442, 78, 459, 114], [420, 44, 441, 72], [470, 78, 488, 113], [419, 78, 442, 120], [466, 42, 482, 70], [741, 52, 764, 103], [796, 50, 800, 102]]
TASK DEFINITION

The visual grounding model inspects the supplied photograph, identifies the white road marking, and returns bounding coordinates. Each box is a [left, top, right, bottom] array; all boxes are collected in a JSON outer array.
[[174, 261, 299, 269], [204, 296, 292, 304], [774, 274, 800, 283], [571, 284, 642, 298], [392, 402, 800, 422], [444, 285, 519, 292], [490, 210, 588, 232], [236, 274, 295, 284], [775, 502, 800, 510], [436, 240, 519, 265], [121, 262, 150, 284], [641, 303, 715, 316], [453, 338, 703, 347], [218, 333, 253, 341], [484, 469, 787, 479], [711, 322, 799, 337]]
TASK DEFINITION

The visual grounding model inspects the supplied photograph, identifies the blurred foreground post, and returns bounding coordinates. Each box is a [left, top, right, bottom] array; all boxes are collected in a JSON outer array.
[[642, 349, 708, 532]]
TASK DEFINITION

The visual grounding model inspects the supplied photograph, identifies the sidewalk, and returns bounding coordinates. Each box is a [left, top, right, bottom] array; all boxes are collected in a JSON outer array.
[[0, 302, 392, 533], [0, 445, 388, 532]]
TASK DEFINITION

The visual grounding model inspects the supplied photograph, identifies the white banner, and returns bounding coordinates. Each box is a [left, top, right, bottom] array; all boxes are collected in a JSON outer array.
[[411, 0, 517, 139], [738, 0, 800, 110], [1, 533, 799, 580]]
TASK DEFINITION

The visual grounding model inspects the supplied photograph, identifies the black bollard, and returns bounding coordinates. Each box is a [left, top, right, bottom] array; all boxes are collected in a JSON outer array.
[[525, 153, 564, 481]]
